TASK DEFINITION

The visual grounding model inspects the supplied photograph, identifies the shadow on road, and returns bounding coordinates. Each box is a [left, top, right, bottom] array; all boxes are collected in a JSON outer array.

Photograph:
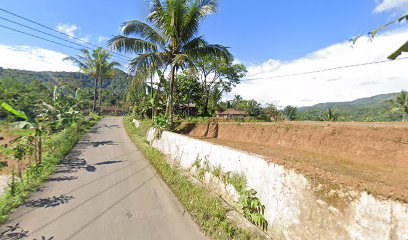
[[95, 161, 124, 165], [23, 195, 75, 208], [90, 141, 118, 147], [0, 223, 54, 240], [47, 176, 78, 182]]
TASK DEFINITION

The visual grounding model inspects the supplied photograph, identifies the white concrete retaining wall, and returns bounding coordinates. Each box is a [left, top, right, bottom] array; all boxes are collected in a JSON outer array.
[[146, 128, 408, 240], [132, 119, 141, 128], [0, 175, 9, 197]]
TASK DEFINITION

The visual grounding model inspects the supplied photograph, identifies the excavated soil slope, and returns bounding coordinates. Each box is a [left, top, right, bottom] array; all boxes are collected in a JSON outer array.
[[182, 121, 408, 202]]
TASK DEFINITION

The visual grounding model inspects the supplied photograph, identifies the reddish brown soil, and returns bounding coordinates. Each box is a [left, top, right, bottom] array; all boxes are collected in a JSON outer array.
[[0, 133, 25, 174], [182, 121, 408, 203]]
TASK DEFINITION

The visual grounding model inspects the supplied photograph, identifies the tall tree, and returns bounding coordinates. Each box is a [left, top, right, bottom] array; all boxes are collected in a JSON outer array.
[[261, 103, 282, 122], [195, 56, 247, 115], [64, 48, 120, 113], [231, 95, 243, 108], [109, 0, 231, 128], [236, 99, 262, 117], [283, 105, 298, 121]]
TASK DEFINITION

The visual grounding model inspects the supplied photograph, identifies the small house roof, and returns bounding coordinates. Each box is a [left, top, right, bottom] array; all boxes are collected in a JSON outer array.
[[217, 108, 247, 115]]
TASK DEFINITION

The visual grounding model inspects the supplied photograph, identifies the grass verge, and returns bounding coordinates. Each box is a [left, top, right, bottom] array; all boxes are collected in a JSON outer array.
[[0, 119, 98, 223], [124, 117, 261, 240]]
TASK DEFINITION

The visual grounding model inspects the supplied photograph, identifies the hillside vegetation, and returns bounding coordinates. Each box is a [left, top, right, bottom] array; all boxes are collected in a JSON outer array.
[[298, 92, 404, 122], [0, 67, 130, 118]]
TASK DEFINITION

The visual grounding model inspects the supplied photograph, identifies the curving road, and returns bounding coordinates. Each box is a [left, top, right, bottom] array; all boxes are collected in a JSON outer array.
[[0, 117, 206, 240]]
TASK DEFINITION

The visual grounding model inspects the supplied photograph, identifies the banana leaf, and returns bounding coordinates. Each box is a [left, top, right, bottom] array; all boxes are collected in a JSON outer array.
[[10, 121, 35, 129], [1, 102, 29, 120]]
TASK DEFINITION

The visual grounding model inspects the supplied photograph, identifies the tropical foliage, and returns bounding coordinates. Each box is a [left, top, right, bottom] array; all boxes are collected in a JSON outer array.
[[64, 47, 121, 113], [109, 0, 232, 128]]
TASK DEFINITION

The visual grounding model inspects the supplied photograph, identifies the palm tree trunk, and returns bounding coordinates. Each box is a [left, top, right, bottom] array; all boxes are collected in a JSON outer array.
[[203, 78, 209, 116], [169, 64, 176, 130], [37, 135, 42, 164], [92, 77, 98, 113], [98, 79, 103, 114], [151, 75, 154, 120], [204, 92, 210, 116]]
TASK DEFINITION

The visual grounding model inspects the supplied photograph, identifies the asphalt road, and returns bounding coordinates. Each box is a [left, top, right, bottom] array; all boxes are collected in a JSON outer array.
[[0, 117, 207, 240]]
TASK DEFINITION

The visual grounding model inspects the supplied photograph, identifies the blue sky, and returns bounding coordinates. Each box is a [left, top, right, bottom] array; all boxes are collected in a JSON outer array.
[[1, 0, 408, 106], [0, 0, 399, 63]]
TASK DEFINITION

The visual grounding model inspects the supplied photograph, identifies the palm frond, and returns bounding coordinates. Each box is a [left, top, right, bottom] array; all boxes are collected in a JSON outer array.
[[186, 44, 232, 62], [121, 20, 166, 48], [370, 14, 408, 38], [128, 51, 167, 75], [147, 0, 170, 36], [181, 35, 207, 51], [173, 53, 196, 71], [109, 35, 159, 54], [182, 0, 218, 42], [388, 40, 408, 60], [63, 56, 87, 70]]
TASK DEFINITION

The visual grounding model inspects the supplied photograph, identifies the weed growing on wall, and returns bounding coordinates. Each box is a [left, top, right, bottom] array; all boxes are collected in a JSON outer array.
[[191, 159, 268, 231], [240, 189, 268, 231]]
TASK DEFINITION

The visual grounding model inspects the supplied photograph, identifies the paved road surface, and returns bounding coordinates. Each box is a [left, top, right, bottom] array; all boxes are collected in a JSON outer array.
[[0, 117, 206, 240]]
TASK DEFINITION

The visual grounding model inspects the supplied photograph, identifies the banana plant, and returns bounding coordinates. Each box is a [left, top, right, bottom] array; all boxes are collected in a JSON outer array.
[[1, 102, 43, 164], [324, 108, 339, 122]]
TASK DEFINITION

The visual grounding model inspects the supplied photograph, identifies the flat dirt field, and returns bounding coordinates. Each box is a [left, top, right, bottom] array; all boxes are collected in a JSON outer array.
[[179, 121, 408, 203]]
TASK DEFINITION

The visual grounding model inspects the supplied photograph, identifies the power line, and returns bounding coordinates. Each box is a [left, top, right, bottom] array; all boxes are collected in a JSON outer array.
[[0, 24, 128, 66], [0, 15, 129, 63], [0, 7, 132, 61], [0, 23, 82, 51], [242, 56, 408, 81]]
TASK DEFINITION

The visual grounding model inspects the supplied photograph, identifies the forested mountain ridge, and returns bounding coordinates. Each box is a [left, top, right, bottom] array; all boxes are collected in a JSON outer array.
[[0, 67, 129, 88], [298, 92, 404, 122]]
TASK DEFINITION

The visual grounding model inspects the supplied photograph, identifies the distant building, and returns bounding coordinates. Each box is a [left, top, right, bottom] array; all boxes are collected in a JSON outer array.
[[177, 103, 197, 116], [217, 109, 247, 119]]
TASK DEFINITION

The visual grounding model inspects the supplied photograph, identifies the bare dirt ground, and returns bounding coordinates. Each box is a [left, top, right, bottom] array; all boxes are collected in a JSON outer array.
[[182, 121, 408, 203]]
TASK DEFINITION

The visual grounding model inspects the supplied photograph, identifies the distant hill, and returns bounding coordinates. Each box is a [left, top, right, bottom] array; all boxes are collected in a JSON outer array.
[[0, 67, 131, 113], [298, 92, 404, 122], [0, 67, 128, 88]]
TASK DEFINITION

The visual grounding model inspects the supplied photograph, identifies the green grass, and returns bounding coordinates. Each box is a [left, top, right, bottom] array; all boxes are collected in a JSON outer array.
[[0, 119, 98, 223], [223, 172, 247, 194], [123, 117, 263, 240]]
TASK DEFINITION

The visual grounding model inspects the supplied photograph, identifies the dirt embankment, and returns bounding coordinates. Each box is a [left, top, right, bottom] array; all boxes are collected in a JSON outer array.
[[179, 121, 408, 203]]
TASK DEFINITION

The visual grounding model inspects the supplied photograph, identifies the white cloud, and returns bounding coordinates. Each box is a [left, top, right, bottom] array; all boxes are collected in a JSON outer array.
[[232, 28, 408, 107], [374, 0, 408, 13], [0, 44, 78, 72], [56, 24, 92, 43], [98, 36, 109, 43], [79, 35, 91, 43], [56, 23, 78, 38]]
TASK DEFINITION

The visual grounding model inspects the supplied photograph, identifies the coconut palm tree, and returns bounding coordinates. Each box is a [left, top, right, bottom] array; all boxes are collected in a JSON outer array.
[[64, 47, 121, 113], [109, 0, 232, 129]]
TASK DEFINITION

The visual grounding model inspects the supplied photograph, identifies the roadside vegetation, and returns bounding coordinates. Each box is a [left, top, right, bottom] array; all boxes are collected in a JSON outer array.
[[191, 159, 268, 231], [124, 117, 264, 240], [0, 119, 97, 223], [64, 47, 121, 113], [0, 61, 102, 223]]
